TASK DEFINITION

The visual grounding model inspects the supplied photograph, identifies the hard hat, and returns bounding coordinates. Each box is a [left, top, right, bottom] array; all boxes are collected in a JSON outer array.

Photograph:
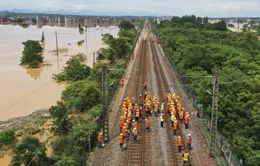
[[133, 120, 135, 122], [178, 136, 181, 139], [188, 134, 191, 136], [123, 126, 126, 129], [184, 149, 189, 153], [100, 133, 102, 135], [186, 112, 189, 114], [120, 133, 123, 136], [135, 104, 137, 105], [145, 119, 147, 121]]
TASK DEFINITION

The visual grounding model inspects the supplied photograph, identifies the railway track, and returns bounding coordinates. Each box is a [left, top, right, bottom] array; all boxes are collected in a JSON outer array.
[[125, 36, 151, 166], [150, 33, 192, 166]]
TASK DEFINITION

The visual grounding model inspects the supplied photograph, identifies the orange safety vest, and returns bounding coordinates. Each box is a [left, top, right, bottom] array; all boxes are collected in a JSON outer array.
[[173, 123, 177, 130], [133, 122, 138, 128], [122, 129, 127, 136], [98, 134, 102, 142], [132, 98, 135, 104], [179, 112, 184, 120], [145, 121, 150, 128], [185, 116, 189, 124], [119, 121, 124, 128], [119, 136, 124, 144], [188, 136, 192, 144], [195, 110, 199, 115], [145, 105, 149, 112], [178, 138, 183, 146]]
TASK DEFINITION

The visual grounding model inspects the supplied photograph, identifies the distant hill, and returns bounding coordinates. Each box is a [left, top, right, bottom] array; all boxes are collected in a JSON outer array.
[[0, 8, 163, 17]]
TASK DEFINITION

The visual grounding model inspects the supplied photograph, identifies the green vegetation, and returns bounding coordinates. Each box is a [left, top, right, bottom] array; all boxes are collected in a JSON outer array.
[[9, 22, 139, 165], [77, 40, 84, 46], [153, 16, 260, 166], [21, 40, 43, 68], [20, 23, 29, 28], [56, 57, 91, 82], [72, 53, 87, 62], [12, 136, 48, 166], [99, 28, 138, 62], [119, 20, 135, 30], [41, 31, 45, 43], [0, 129, 15, 146], [32, 23, 139, 165]]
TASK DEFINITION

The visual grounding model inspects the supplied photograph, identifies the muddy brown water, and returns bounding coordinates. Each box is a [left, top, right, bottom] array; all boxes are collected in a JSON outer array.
[[0, 24, 119, 121]]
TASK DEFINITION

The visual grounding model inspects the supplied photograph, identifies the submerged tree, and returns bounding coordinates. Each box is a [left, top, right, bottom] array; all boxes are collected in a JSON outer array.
[[41, 31, 45, 43], [21, 40, 43, 68], [12, 136, 47, 166]]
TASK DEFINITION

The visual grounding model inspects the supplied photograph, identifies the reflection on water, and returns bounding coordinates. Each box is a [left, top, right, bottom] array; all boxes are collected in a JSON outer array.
[[0, 24, 119, 121], [21, 65, 46, 80]]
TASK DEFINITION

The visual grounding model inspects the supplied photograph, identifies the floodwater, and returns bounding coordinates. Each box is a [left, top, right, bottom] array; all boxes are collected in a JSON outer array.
[[0, 23, 119, 121]]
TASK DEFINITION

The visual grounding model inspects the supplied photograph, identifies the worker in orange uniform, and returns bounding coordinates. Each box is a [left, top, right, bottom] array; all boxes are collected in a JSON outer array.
[[122, 126, 127, 139], [97, 132, 103, 148], [187, 134, 192, 150], [195, 109, 199, 118], [145, 119, 151, 132], [133, 120, 138, 129], [133, 127, 138, 143], [173, 121, 177, 135], [179, 110, 184, 123], [135, 110, 140, 122], [138, 94, 142, 102], [144, 82, 147, 90], [182, 149, 189, 166], [131, 97, 135, 106], [177, 136, 183, 152], [184, 115, 189, 129], [119, 119, 124, 131], [144, 92, 148, 100], [119, 133, 124, 151]]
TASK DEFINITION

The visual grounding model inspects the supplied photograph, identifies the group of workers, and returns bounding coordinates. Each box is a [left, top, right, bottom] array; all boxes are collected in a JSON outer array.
[[98, 82, 194, 165]]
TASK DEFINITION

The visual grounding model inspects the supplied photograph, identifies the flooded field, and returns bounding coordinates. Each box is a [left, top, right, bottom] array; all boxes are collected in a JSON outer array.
[[0, 24, 119, 121]]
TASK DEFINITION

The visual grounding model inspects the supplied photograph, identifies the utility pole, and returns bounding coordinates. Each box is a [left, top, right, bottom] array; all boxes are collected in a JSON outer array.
[[85, 25, 88, 44], [93, 51, 96, 67], [102, 65, 109, 142], [210, 71, 219, 157], [55, 31, 60, 74]]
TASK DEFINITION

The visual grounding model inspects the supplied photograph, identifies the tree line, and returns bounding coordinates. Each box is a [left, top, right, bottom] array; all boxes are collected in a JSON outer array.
[[153, 16, 260, 166]]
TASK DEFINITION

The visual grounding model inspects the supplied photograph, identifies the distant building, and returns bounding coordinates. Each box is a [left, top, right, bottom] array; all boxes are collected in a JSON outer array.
[[24, 17, 32, 24], [0, 17, 2, 23]]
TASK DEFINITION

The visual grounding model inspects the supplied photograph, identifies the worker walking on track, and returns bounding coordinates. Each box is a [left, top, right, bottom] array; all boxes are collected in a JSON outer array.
[[160, 114, 164, 127], [133, 127, 138, 143], [173, 121, 177, 135], [182, 149, 189, 166], [184, 114, 189, 129], [135, 110, 140, 122], [145, 119, 151, 132], [187, 134, 192, 150], [178, 136, 183, 152], [144, 82, 147, 90], [97, 133, 103, 148], [119, 133, 124, 151]]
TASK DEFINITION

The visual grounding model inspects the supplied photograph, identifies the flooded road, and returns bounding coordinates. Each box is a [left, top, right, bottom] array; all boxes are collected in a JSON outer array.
[[0, 24, 119, 121]]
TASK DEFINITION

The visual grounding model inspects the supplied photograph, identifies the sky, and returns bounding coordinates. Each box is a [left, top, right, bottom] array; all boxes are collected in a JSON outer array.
[[0, 0, 260, 17]]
